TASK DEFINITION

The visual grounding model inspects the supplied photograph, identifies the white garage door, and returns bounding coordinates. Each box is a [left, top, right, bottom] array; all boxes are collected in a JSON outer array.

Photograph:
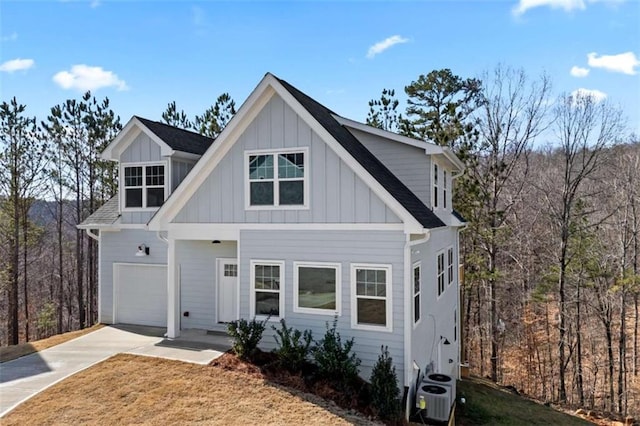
[[114, 263, 167, 327]]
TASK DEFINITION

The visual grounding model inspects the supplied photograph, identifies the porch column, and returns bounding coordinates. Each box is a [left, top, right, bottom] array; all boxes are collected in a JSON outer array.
[[167, 237, 180, 338]]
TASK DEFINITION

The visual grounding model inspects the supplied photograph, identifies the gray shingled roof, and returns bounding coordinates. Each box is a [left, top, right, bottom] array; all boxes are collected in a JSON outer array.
[[276, 76, 446, 229], [135, 116, 215, 156], [78, 196, 120, 228]]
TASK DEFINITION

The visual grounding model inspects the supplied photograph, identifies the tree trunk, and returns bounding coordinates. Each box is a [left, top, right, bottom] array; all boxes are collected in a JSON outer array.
[[618, 289, 626, 414], [22, 202, 29, 342], [576, 280, 584, 406]]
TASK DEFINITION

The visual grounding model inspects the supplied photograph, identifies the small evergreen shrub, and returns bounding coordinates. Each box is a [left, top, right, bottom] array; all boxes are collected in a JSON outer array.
[[272, 319, 313, 372], [370, 345, 401, 421], [227, 317, 268, 360], [312, 318, 361, 381]]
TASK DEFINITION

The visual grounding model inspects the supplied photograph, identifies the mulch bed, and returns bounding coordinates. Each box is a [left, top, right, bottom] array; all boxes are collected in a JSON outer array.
[[211, 350, 377, 420]]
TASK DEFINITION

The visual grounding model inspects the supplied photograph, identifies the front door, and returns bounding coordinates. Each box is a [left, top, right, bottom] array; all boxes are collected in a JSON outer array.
[[218, 259, 238, 323]]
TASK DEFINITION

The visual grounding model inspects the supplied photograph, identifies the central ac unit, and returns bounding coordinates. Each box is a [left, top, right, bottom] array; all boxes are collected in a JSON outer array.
[[416, 384, 450, 422], [423, 372, 456, 408]]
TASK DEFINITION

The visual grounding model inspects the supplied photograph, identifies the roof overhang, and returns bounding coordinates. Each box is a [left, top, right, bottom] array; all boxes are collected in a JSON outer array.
[[100, 116, 176, 161]]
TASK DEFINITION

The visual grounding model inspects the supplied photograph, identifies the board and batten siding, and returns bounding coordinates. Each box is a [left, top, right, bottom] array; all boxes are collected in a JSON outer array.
[[239, 229, 406, 384], [410, 226, 459, 381], [99, 229, 168, 324], [176, 240, 237, 330], [120, 131, 163, 163], [349, 128, 432, 209], [171, 159, 196, 192], [172, 94, 401, 225]]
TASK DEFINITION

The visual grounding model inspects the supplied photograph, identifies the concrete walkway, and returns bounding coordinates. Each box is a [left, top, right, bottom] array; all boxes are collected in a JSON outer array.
[[0, 325, 229, 417]]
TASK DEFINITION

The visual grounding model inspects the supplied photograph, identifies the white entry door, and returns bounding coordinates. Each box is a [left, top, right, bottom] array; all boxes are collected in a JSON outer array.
[[218, 259, 238, 323]]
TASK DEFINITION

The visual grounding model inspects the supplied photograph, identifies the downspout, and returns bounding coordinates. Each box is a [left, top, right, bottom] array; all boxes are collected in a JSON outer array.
[[404, 230, 430, 420], [156, 231, 169, 244]]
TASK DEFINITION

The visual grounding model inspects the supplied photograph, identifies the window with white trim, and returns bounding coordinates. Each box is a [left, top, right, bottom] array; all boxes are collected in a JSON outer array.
[[433, 163, 439, 209], [294, 262, 340, 315], [247, 150, 306, 207], [351, 264, 392, 331], [413, 262, 421, 324], [447, 247, 454, 286], [123, 164, 165, 209], [437, 252, 445, 297], [250, 260, 284, 318], [443, 170, 448, 209]]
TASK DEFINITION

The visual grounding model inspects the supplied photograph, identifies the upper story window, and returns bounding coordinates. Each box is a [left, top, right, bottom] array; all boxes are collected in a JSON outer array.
[[447, 247, 454, 286], [413, 262, 421, 324], [123, 163, 165, 209], [433, 163, 439, 209], [246, 148, 308, 209], [443, 170, 448, 209]]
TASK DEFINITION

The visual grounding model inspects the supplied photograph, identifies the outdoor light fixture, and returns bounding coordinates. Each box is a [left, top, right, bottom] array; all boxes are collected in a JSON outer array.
[[212, 240, 221, 244], [135, 244, 150, 257], [441, 336, 451, 345]]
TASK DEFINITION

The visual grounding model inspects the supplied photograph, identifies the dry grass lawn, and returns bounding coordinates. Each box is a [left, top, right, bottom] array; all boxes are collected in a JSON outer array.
[[2, 353, 379, 425], [0, 324, 104, 363]]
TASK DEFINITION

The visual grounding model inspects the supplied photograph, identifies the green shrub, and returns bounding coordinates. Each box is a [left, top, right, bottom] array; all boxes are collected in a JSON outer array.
[[272, 319, 313, 372], [370, 345, 401, 421], [227, 317, 268, 360], [312, 318, 360, 381]]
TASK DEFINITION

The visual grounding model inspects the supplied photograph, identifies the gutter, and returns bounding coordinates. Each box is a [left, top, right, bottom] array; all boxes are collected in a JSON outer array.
[[85, 229, 99, 241]]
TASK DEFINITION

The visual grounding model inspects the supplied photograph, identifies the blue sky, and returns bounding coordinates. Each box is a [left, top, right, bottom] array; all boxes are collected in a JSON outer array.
[[2, 0, 639, 139]]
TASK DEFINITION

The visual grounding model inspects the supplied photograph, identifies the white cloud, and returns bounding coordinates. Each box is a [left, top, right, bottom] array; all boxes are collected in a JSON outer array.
[[366, 35, 409, 59], [587, 51, 639, 75], [1, 32, 18, 42], [571, 88, 607, 103], [513, 0, 585, 16], [53, 64, 128, 91], [570, 66, 590, 77], [0, 58, 34, 73], [90, 0, 101, 8]]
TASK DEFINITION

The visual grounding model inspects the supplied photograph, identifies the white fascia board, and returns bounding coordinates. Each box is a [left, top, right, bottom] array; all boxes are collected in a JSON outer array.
[[100, 117, 175, 161], [147, 75, 278, 230], [334, 115, 442, 154], [441, 147, 465, 173], [272, 85, 423, 232]]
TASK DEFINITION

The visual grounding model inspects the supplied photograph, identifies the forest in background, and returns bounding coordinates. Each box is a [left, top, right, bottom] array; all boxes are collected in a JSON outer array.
[[1, 66, 638, 419]]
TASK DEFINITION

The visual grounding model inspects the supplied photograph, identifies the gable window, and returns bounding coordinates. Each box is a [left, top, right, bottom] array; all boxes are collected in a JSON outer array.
[[294, 262, 341, 315], [351, 264, 392, 332], [447, 247, 454, 286], [433, 164, 439, 209], [123, 164, 165, 209], [437, 252, 445, 297], [250, 260, 284, 319], [247, 149, 307, 208], [443, 170, 448, 209], [413, 262, 421, 324]]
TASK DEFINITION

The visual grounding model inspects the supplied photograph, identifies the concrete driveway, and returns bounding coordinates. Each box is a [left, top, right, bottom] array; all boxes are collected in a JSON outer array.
[[0, 325, 228, 417]]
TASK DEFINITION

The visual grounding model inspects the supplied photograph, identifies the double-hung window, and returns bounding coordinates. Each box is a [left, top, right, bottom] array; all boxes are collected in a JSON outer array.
[[294, 262, 340, 315], [413, 262, 421, 324], [433, 163, 439, 209], [250, 260, 284, 319], [443, 170, 448, 209], [437, 252, 445, 297], [247, 149, 307, 208], [351, 264, 392, 332], [123, 164, 165, 209], [447, 247, 454, 286]]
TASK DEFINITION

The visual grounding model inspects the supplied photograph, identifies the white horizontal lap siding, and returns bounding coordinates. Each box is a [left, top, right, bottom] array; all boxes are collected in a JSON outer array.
[[172, 94, 401, 225], [410, 227, 459, 379], [176, 240, 237, 330], [239, 229, 406, 384], [120, 132, 163, 163], [100, 229, 168, 323], [352, 128, 431, 208]]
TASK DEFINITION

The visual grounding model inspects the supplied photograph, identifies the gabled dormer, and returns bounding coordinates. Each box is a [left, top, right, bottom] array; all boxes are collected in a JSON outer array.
[[100, 116, 215, 225], [334, 116, 464, 224]]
